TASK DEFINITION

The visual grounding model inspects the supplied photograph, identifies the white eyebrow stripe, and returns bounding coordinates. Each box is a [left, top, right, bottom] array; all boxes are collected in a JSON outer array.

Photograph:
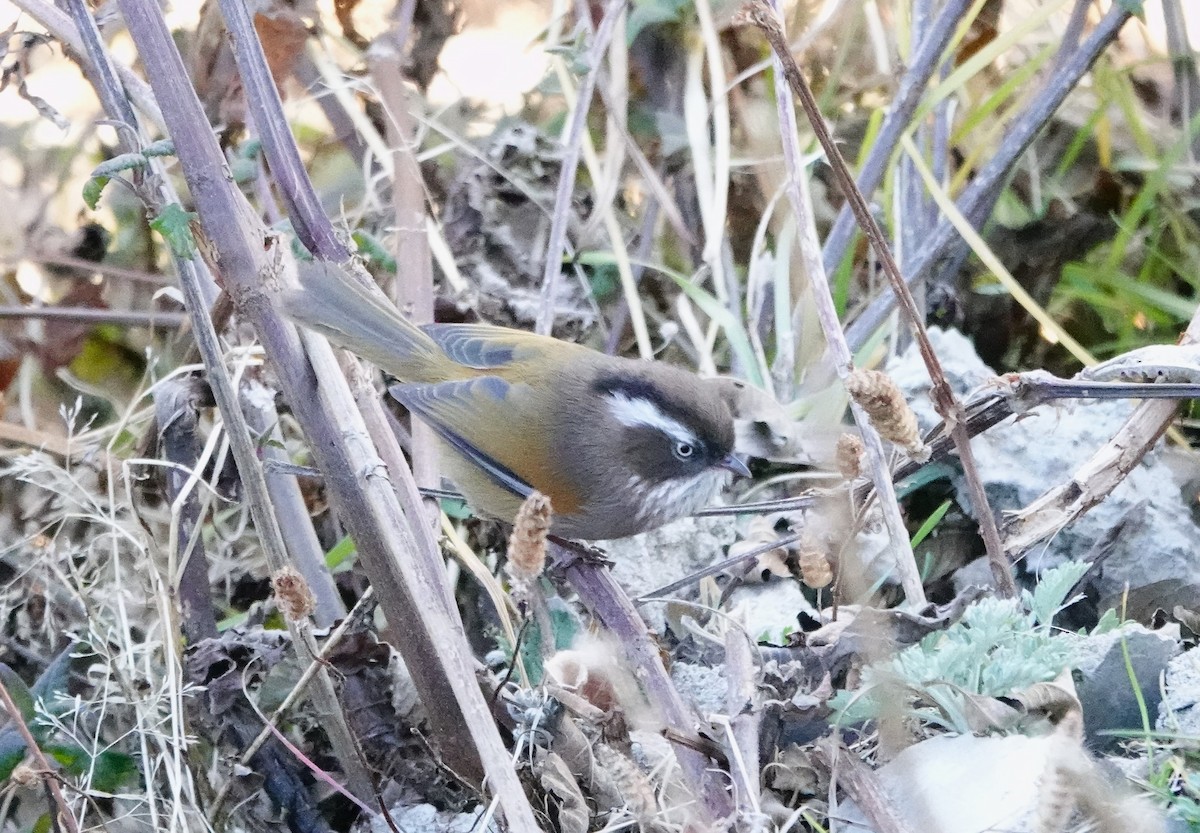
[[607, 391, 696, 444]]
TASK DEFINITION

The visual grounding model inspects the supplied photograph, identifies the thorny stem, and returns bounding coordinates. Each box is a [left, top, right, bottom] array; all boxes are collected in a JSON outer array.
[[747, 1, 1016, 598], [0, 306, 185, 327], [558, 542, 734, 821]]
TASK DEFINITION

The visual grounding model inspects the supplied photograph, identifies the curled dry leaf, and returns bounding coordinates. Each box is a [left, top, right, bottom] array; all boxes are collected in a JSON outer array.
[[728, 515, 793, 581], [537, 752, 589, 833], [544, 649, 618, 715], [1014, 670, 1082, 725]]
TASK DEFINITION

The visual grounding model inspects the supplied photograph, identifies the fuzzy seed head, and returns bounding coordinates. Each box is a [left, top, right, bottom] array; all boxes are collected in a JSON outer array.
[[798, 546, 833, 589], [844, 369, 928, 460], [835, 432, 865, 480], [507, 491, 553, 586], [272, 566, 316, 622]]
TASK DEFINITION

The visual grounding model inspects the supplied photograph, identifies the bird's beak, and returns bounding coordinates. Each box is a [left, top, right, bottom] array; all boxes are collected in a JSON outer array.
[[719, 453, 752, 479]]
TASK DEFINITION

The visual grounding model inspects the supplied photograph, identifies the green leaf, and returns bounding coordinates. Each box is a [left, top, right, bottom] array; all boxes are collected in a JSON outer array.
[[216, 609, 250, 632], [150, 204, 198, 259], [82, 176, 110, 211], [141, 139, 176, 158], [1093, 608, 1121, 634], [351, 230, 397, 273], [439, 496, 473, 520], [1025, 561, 1091, 629], [90, 151, 151, 179], [1116, 0, 1143, 14], [627, 0, 691, 44], [910, 499, 951, 549], [44, 744, 137, 792], [516, 604, 579, 684], [229, 157, 257, 185], [0, 664, 35, 722], [84, 150, 159, 209], [895, 461, 956, 499], [325, 535, 357, 571], [584, 262, 619, 301]]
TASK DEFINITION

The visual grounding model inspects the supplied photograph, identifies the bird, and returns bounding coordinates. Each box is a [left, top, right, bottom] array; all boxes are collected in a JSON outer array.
[[283, 260, 752, 540]]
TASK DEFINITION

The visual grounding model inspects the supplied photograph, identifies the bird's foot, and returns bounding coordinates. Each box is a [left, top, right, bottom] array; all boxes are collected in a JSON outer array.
[[547, 536, 613, 571]]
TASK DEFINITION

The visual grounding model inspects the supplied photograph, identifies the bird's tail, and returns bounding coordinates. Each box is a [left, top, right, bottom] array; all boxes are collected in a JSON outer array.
[[282, 260, 446, 383]]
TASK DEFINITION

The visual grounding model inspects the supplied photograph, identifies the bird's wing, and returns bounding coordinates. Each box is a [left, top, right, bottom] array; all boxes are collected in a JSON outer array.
[[390, 376, 585, 514], [389, 377, 535, 501], [420, 323, 591, 371]]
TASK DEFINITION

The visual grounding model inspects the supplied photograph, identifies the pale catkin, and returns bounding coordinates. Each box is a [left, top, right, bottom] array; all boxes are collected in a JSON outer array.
[[507, 491, 553, 586], [798, 544, 833, 589], [594, 743, 659, 821], [835, 432, 865, 480], [272, 566, 316, 622], [844, 368, 928, 460], [9, 764, 38, 788]]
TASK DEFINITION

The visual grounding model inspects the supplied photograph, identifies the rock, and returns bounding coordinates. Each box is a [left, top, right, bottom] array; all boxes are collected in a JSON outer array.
[[601, 515, 737, 632], [366, 804, 498, 833], [839, 731, 1166, 833], [1064, 624, 1180, 751], [726, 580, 819, 645], [838, 734, 1050, 833], [890, 327, 1200, 600], [1158, 646, 1200, 738], [670, 661, 727, 717]]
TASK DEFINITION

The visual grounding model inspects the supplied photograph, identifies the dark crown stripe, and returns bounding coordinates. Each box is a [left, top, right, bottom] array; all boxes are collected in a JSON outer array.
[[593, 375, 692, 427]]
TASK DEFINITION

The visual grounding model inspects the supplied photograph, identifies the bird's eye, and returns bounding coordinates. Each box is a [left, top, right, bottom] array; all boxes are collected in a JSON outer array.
[[674, 441, 695, 460]]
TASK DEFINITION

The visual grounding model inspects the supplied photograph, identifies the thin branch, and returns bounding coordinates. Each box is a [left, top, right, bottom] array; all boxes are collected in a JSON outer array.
[[821, 0, 975, 276], [748, 1, 932, 604], [180, 0, 542, 818], [557, 543, 733, 821], [1162, 0, 1200, 162], [841, 3, 1133, 354], [812, 736, 917, 833], [749, 1, 1015, 597], [213, 0, 349, 260], [535, 0, 626, 338], [369, 32, 441, 510], [0, 306, 185, 327], [749, 1, 1018, 597], [242, 381, 346, 628]]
